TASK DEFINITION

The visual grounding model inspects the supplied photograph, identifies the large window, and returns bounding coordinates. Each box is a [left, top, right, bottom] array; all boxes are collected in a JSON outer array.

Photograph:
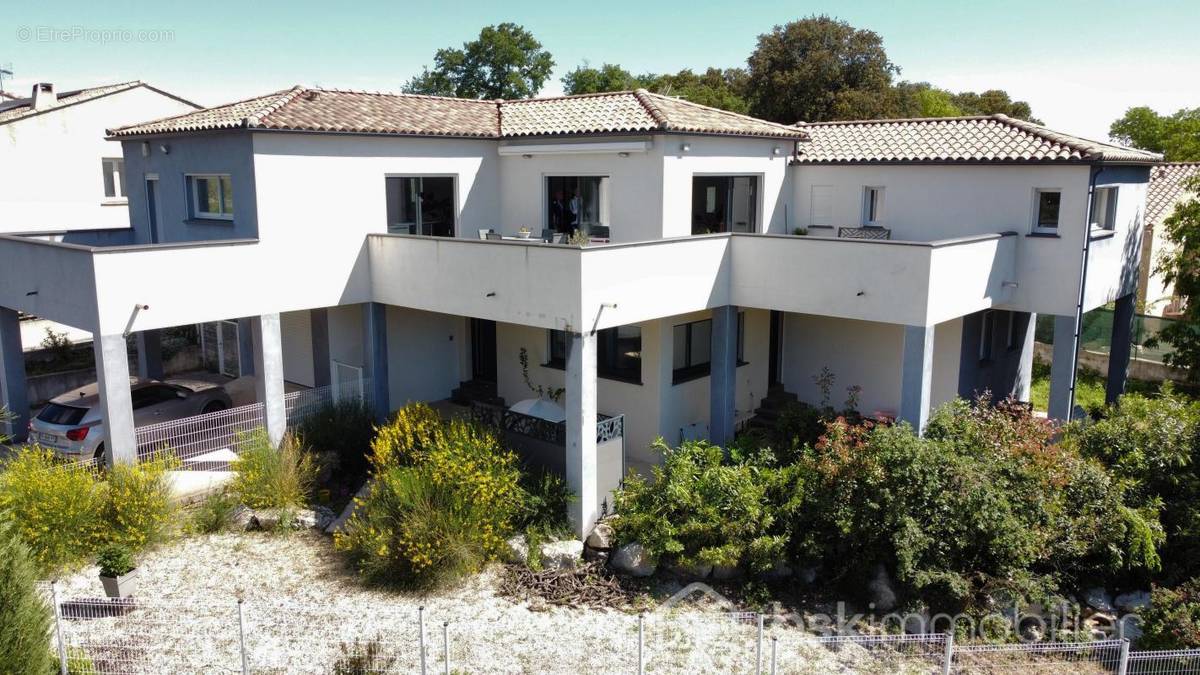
[[1090, 186, 1118, 231], [385, 176, 456, 236], [101, 158, 126, 199], [548, 325, 642, 383], [672, 313, 746, 384], [1032, 189, 1061, 234], [187, 174, 233, 220], [692, 176, 758, 234], [547, 176, 609, 237]]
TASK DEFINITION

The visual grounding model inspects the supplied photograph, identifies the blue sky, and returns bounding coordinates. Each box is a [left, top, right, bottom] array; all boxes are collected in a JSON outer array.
[[2, 0, 1196, 140]]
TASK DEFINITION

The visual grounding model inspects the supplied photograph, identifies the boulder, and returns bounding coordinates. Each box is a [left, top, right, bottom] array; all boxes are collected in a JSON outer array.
[[293, 509, 318, 529], [666, 561, 712, 579], [611, 542, 657, 577], [867, 564, 898, 613], [1119, 615, 1143, 642], [232, 506, 255, 531], [1083, 587, 1115, 613], [1114, 590, 1151, 613], [313, 506, 337, 531], [585, 523, 615, 550], [540, 540, 584, 570], [506, 535, 529, 565]]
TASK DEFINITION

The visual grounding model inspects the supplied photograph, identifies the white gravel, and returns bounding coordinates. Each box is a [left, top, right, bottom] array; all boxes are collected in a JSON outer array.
[[51, 532, 943, 673]]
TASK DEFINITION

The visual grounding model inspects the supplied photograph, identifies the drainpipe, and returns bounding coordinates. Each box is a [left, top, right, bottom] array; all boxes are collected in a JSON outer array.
[[1064, 164, 1105, 415]]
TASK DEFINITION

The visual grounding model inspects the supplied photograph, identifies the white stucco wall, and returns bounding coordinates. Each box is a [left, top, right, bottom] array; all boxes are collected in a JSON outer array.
[[0, 85, 197, 233], [1081, 169, 1150, 312], [385, 306, 463, 408]]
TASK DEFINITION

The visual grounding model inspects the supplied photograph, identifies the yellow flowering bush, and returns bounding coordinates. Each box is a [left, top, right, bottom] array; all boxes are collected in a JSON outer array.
[[100, 454, 178, 551], [0, 447, 104, 572], [336, 404, 523, 588], [231, 430, 315, 510]]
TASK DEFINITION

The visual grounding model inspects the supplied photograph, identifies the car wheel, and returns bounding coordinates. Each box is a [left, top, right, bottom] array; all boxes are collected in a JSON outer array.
[[93, 444, 106, 467], [201, 401, 228, 415]]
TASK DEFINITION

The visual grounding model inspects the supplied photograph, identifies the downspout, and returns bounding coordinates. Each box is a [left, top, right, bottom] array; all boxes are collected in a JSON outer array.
[[1064, 164, 1105, 415]]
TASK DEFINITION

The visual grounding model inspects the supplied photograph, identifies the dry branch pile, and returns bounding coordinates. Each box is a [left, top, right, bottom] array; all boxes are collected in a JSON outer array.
[[499, 562, 633, 609]]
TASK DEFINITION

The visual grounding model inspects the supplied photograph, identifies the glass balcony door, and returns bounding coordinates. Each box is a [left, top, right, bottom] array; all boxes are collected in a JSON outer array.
[[385, 176, 456, 237]]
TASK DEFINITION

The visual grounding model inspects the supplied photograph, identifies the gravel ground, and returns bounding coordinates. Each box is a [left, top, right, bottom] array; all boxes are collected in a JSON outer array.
[[49, 532, 994, 674]]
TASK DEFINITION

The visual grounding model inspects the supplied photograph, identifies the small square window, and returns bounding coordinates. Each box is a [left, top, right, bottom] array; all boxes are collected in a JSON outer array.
[[188, 174, 234, 220], [1033, 189, 1061, 233], [1091, 187, 1118, 231]]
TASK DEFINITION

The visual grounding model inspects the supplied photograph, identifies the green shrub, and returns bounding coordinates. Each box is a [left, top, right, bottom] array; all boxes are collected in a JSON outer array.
[[335, 404, 524, 588], [516, 469, 573, 538], [96, 544, 135, 577], [1064, 387, 1200, 581], [189, 491, 238, 534], [100, 455, 177, 551], [615, 439, 796, 573], [0, 447, 104, 572], [297, 399, 376, 482], [1138, 579, 1200, 649], [231, 431, 315, 510], [0, 523, 53, 674]]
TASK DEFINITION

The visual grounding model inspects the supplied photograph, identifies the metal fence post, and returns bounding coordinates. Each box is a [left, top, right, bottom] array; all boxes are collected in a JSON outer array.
[[770, 636, 778, 675], [237, 598, 249, 675], [1117, 638, 1130, 675], [442, 621, 450, 675], [756, 613, 764, 675], [941, 631, 954, 675], [418, 606, 427, 675], [51, 581, 67, 675], [638, 612, 645, 675]]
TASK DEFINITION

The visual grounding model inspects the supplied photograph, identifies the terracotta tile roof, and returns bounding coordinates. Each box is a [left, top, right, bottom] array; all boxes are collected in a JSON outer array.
[[1147, 162, 1200, 225], [0, 81, 198, 125], [794, 114, 1162, 165], [110, 87, 808, 140]]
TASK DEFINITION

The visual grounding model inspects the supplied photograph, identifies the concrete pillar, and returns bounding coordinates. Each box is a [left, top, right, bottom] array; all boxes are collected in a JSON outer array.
[[899, 324, 935, 433], [709, 305, 738, 447], [251, 314, 286, 446], [1015, 312, 1037, 402], [237, 317, 255, 377], [135, 329, 164, 380], [363, 303, 390, 421], [93, 333, 136, 465], [310, 308, 331, 389], [0, 308, 29, 442], [1106, 294, 1136, 405], [1048, 314, 1080, 421], [565, 331, 598, 537]]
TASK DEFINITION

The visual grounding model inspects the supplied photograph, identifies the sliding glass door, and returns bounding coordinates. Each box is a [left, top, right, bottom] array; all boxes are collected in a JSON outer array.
[[546, 175, 610, 238], [385, 176, 456, 237], [691, 175, 758, 234]]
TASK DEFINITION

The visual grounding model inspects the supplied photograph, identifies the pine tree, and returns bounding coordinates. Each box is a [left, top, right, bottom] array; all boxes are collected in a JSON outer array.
[[0, 522, 54, 672]]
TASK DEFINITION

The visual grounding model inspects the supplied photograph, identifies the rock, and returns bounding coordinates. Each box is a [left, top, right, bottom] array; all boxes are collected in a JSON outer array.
[[711, 565, 742, 581], [1114, 590, 1151, 613], [506, 535, 529, 565], [313, 506, 337, 531], [250, 509, 297, 531], [666, 561, 712, 579], [585, 523, 615, 550], [611, 542, 657, 577], [1119, 615, 1143, 642], [540, 540, 584, 570], [293, 509, 318, 529], [232, 506, 255, 531], [1020, 622, 1044, 643], [867, 564, 898, 613], [1083, 587, 1115, 613], [903, 608, 931, 635]]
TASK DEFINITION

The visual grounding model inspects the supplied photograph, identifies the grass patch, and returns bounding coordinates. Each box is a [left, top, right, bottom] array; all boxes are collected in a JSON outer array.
[[1030, 358, 1187, 414]]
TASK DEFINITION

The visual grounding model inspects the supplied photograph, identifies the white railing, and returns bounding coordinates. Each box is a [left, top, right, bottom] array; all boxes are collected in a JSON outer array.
[[1128, 648, 1200, 674]]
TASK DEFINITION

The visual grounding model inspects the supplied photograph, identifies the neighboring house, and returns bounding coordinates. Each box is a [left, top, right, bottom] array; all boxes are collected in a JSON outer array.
[[0, 81, 199, 235], [0, 87, 1160, 535], [1139, 162, 1200, 316]]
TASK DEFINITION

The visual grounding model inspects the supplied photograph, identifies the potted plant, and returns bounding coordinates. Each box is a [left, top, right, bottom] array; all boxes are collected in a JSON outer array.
[[517, 226, 533, 239], [97, 544, 137, 599]]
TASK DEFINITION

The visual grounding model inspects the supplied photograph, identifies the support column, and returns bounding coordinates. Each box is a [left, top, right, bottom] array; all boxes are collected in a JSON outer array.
[[237, 317, 255, 377], [135, 329, 164, 380], [899, 324, 935, 433], [310, 308, 331, 389], [251, 314, 286, 446], [710, 305, 738, 447], [1015, 312, 1037, 403], [1048, 314, 1080, 421], [565, 331, 598, 537], [0, 308, 29, 442], [1106, 294, 1136, 405], [363, 303, 389, 421], [93, 333, 136, 465]]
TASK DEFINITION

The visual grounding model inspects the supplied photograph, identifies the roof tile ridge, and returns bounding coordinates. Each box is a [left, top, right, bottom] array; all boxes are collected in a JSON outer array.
[[246, 85, 306, 127], [109, 87, 301, 134], [640, 90, 806, 134], [632, 89, 669, 128]]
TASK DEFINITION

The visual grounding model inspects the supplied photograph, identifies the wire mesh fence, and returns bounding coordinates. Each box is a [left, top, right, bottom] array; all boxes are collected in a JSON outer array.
[[45, 582, 1200, 675], [1036, 308, 1175, 364]]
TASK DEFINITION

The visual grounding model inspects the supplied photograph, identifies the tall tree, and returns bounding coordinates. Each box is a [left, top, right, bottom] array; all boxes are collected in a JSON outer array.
[[745, 15, 899, 124], [1111, 107, 1200, 161], [403, 23, 554, 100], [561, 63, 639, 95], [950, 89, 1038, 122], [1150, 176, 1200, 376], [561, 64, 750, 113]]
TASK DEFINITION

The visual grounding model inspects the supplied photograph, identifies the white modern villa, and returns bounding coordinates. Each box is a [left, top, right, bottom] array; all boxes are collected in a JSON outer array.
[[0, 86, 1161, 534]]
